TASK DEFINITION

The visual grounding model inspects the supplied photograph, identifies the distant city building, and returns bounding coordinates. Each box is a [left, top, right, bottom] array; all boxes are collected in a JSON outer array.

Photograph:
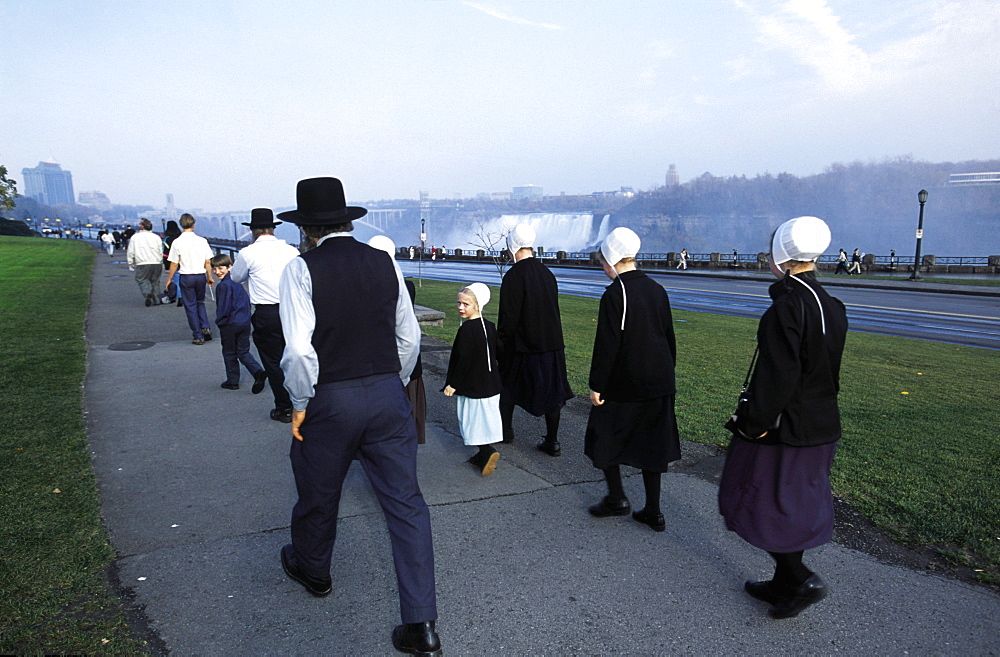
[[948, 172, 1000, 186], [165, 193, 178, 220], [22, 160, 75, 206], [665, 164, 679, 186], [491, 192, 512, 201], [512, 184, 543, 200], [78, 190, 112, 210]]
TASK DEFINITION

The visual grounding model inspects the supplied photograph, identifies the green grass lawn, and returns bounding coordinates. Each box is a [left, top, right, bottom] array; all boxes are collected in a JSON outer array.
[[822, 273, 1000, 287], [0, 236, 147, 654], [411, 277, 1000, 582]]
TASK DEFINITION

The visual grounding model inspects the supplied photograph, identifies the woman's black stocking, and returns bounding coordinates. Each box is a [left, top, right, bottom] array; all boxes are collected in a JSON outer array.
[[602, 465, 625, 500]]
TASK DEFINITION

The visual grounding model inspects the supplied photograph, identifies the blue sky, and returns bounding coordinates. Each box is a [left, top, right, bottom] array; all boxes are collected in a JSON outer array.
[[2, 0, 998, 211]]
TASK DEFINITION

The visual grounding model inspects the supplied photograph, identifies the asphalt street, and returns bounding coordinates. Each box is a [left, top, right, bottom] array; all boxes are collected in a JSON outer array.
[[84, 247, 999, 655], [398, 260, 1000, 350]]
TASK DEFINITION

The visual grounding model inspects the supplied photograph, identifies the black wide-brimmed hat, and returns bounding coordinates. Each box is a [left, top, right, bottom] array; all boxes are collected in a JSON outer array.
[[276, 177, 368, 226], [242, 207, 282, 227]]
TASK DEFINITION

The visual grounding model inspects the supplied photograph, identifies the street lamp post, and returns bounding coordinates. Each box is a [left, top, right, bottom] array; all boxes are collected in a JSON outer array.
[[909, 189, 929, 281], [418, 217, 426, 288]]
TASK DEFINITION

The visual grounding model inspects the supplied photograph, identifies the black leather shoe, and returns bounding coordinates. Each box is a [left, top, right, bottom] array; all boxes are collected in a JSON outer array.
[[202, 329, 213, 341], [270, 408, 292, 423], [177, 299, 183, 307], [632, 508, 666, 532], [588, 495, 631, 517], [744, 579, 791, 606], [220, 382, 240, 390], [768, 573, 827, 619], [251, 370, 268, 394], [280, 544, 331, 597], [536, 437, 561, 457], [145, 294, 153, 307], [392, 620, 441, 656]]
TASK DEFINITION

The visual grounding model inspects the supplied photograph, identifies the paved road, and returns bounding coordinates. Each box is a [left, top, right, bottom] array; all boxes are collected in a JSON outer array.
[[85, 249, 999, 654], [399, 260, 1000, 350]]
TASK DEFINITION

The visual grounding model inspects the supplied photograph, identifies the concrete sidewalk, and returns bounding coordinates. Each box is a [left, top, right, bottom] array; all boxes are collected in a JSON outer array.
[[84, 248, 999, 655]]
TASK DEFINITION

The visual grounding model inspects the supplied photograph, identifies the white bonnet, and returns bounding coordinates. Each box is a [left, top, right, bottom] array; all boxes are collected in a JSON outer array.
[[507, 223, 536, 253], [771, 216, 831, 265], [600, 227, 641, 265], [463, 282, 491, 309], [367, 234, 397, 255]]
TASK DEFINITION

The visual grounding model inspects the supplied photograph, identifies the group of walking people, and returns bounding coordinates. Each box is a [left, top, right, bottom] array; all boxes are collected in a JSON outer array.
[[114, 177, 848, 655], [440, 214, 848, 632], [835, 247, 864, 274]]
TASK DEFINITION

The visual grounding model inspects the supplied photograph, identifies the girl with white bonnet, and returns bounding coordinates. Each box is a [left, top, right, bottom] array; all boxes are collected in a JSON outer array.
[[719, 216, 848, 620], [584, 227, 681, 532], [443, 283, 504, 475]]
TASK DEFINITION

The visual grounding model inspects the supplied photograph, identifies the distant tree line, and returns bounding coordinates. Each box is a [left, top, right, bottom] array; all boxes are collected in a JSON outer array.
[[614, 157, 1000, 256]]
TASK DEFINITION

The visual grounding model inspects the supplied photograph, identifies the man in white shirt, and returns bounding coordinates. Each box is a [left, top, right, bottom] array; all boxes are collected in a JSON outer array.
[[126, 218, 166, 306], [164, 213, 215, 345], [230, 208, 301, 422]]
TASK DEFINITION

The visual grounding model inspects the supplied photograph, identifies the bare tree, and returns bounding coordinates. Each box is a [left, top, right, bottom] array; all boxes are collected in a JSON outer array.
[[466, 215, 511, 276]]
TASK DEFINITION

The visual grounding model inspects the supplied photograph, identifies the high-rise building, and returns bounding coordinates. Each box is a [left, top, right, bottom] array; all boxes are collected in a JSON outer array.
[[665, 164, 679, 187], [22, 161, 75, 206]]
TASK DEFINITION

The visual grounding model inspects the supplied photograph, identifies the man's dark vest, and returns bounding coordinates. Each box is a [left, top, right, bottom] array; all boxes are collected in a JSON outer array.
[[300, 236, 400, 383]]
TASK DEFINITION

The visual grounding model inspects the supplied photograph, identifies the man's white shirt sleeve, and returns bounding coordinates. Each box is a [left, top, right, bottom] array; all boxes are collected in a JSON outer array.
[[394, 261, 420, 386], [278, 257, 318, 411]]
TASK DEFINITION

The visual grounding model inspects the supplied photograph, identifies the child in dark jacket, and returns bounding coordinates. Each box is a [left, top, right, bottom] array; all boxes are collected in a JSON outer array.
[[443, 283, 503, 476], [211, 254, 267, 392]]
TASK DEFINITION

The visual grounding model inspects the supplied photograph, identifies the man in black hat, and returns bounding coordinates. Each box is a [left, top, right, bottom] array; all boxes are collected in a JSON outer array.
[[229, 208, 301, 418], [276, 177, 440, 655]]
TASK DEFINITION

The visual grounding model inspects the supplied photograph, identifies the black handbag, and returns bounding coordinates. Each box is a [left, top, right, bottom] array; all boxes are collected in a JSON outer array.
[[724, 345, 763, 436]]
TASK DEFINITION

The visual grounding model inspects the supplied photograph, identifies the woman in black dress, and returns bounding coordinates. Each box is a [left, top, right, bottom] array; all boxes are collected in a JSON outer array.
[[719, 216, 848, 619], [584, 227, 681, 532]]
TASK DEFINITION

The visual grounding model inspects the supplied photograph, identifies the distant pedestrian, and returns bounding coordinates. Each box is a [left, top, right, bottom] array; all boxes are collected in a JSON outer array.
[[834, 249, 849, 275], [585, 227, 680, 532], [112, 230, 122, 250], [409, 246, 415, 259], [497, 223, 573, 456], [229, 208, 300, 423], [126, 219, 165, 306], [720, 216, 848, 620], [164, 213, 215, 345], [443, 283, 503, 475], [122, 224, 136, 249], [676, 248, 688, 270], [889, 249, 897, 271], [161, 220, 184, 304], [848, 248, 862, 274], [210, 254, 267, 392], [100, 230, 115, 256]]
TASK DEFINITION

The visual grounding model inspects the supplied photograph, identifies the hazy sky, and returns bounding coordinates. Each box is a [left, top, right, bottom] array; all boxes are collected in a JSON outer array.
[[3, 0, 998, 212]]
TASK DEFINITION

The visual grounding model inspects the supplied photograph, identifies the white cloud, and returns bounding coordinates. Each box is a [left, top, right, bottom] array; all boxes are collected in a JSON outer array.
[[639, 39, 678, 83], [463, 2, 564, 30], [754, 0, 873, 93]]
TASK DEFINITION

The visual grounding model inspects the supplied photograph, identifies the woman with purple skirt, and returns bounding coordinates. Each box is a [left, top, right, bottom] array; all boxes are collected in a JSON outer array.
[[719, 216, 848, 620]]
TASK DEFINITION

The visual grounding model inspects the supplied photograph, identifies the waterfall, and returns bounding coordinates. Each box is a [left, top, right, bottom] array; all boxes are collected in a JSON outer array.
[[439, 212, 614, 252]]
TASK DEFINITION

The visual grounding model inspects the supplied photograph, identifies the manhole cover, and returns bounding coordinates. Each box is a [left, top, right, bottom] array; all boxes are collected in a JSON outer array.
[[108, 341, 156, 351]]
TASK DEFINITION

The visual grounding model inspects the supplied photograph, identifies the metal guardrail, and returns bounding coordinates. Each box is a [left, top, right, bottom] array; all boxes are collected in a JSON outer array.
[[214, 241, 998, 272]]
